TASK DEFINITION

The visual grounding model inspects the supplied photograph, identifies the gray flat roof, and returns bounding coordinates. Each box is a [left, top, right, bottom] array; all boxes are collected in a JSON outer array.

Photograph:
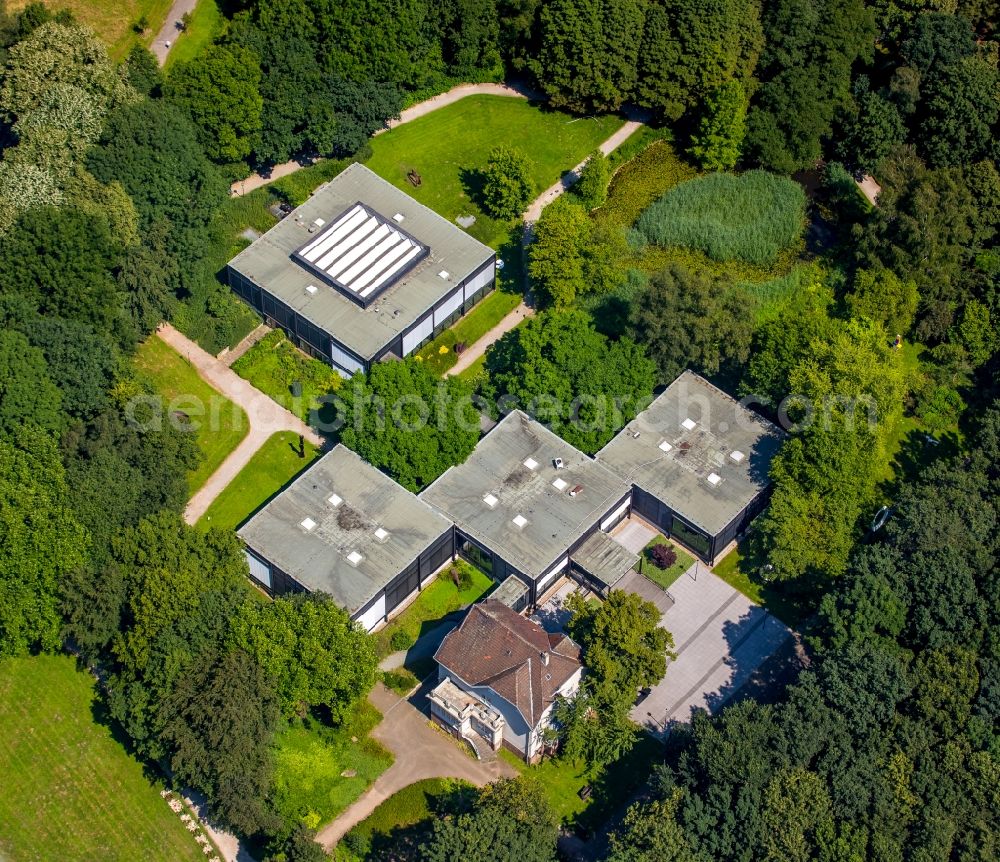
[[228, 163, 494, 360], [572, 530, 638, 588], [420, 411, 631, 579], [237, 444, 451, 615], [596, 371, 784, 536]]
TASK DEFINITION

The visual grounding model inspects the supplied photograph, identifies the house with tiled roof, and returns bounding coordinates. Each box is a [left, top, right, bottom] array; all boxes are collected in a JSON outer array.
[[430, 600, 583, 762]]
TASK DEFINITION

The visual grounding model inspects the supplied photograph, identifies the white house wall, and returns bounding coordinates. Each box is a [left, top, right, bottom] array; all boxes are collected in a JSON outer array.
[[600, 496, 632, 531], [355, 593, 386, 631]]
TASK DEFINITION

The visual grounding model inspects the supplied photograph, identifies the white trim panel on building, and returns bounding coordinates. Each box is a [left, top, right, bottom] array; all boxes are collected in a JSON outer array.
[[331, 342, 364, 375], [535, 555, 568, 593], [433, 287, 464, 327], [245, 550, 272, 589], [600, 497, 632, 531], [463, 262, 495, 300], [402, 313, 434, 355], [355, 593, 387, 632]]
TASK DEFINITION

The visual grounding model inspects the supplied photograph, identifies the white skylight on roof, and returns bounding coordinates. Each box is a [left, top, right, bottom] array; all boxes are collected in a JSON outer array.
[[682, 418, 697, 431], [512, 514, 528, 529], [730, 450, 745, 462], [327, 493, 342, 507], [523, 457, 539, 470], [300, 517, 317, 531], [313, 218, 325, 227], [552, 477, 568, 491], [392, 213, 405, 222], [374, 527, 389, 542], [305, 284, 318, 294], [293, 203, 427, 306], [658, 440, 673, 452], [707, 473, 722, 486], [483, 493, 499, 508], [438, 270, 450, 280], [346, 550, 364, 566]]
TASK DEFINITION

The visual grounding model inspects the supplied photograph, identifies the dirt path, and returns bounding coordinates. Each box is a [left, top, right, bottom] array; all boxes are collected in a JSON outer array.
[[231, 82, 537, 197], [445, 301, 531, 377], [150, 0, 198, 66], [856, 174, 882, 207], [156, 324, 322, 524], [316, 683, 517, 850]]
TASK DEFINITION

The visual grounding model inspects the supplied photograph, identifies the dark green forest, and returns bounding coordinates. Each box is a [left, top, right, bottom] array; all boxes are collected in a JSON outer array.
[[0, 0, 997, 858]]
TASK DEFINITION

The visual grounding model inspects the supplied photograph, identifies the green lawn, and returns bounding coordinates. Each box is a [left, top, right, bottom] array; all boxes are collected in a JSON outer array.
[[272, 702, 393, 832], [163, 0, 225, 69], [134, 335, 249, 495], [197, 431, 321, 531], [712, 540, 812, 629], [415, 288, 522, 375], [639, 534, 695, 591], [455, 353, 488, 385], [366, 95, 624, 249], [499, 732, 662, 834], [231, 330, 342, 430], [338, 778, 467, 861], [0, 654, 207, 862], [374, 562, 493, 659]]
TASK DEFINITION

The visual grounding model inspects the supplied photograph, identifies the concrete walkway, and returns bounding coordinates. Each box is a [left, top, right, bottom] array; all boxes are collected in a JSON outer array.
[[150, 0, 198, 66], [156, 324, 322, 524], [316, 683, 517, 850], [231, 82, 537, 197], [218, 323, 270, 368]]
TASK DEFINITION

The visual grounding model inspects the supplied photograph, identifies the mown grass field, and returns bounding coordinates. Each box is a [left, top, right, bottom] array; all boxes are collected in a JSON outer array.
[[163, 0, 224, 68], [7, 0, 173, 59], [366, 95, 623, 249], [134, 335, 249, 495], [272, 702, 393, 832], [197, 431, 321, 531], [0, 654, 206, 862]]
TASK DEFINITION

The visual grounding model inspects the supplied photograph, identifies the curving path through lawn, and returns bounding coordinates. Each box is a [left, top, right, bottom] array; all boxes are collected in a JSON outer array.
[[151, 0, 198, 66], [156, 324, 322, 524]]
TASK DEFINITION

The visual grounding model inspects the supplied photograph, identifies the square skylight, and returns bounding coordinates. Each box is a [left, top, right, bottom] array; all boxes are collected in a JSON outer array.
[[658, 440, 673, 453], [300, 517, 317, 531], [374, 527, 389, 542], [512, 514, 528, 529], [707, 473, 722, 486], [523, 457, 539, 470], [682, 418, 697, 431], [552, 477, 568, 491], [392, 212, 405, 222], [438, 270, 450, 280], [305, 284, 318, 294], [312, 218, 325, 227], [346, 550, 364, 566], [483, 493, 499, 508], [327, 493, 342, 507], [730, 450, 745, 462]]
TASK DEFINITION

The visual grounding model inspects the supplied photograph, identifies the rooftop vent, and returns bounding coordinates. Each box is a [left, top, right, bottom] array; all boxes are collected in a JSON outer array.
[[327, 493, 342, 507], [658, 440, 673, 453], [707, 472, 722, 486], [305, 284, 318, 295], [483, 493, 499, 508], [523, 457, 539, 471], [300, 517, 317, 531], [374, 527, 390, 542], [730, 450, 745, 462], [682, 418, 697, 431], [392, 212, 405, 223], [631, 430, 641, 439], [512, 514, 528, 529], [569, 484, 584, 497], [553, 457, 564, 470], [346, 550, 364, 566], [552, 477, 568, 491], [438, 270, 450, 280]]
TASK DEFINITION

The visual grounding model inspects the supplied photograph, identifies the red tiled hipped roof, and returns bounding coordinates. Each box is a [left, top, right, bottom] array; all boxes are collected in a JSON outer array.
[[435, 600, 582, 727]]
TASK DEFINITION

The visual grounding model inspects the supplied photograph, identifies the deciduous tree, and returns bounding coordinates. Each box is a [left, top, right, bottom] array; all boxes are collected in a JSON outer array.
[[481, 144, 533, 220]]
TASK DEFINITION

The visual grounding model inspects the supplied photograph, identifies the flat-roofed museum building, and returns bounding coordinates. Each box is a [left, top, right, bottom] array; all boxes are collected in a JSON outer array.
[[227, 163, 496, 377]]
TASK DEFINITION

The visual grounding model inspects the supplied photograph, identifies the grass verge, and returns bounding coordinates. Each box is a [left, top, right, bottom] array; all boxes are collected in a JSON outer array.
[[134, 335, 249, 495], [374, 562, 493, 659], [272, 701, 393, 832], [415, 289, 522, 375], [711, 540, 812, 629], [231, 330, 342, 429], [0, 654, 206, 862], [639, 535, 695, 592], [163, 0, 224, 69], [197, 431, 321, 531]]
